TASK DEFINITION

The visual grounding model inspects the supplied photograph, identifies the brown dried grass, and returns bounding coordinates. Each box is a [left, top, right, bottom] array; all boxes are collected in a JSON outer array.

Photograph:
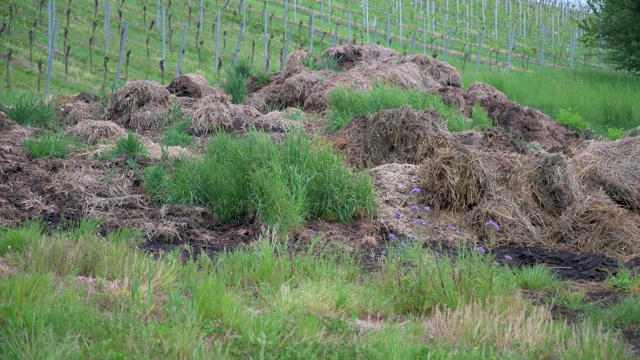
[[183, 94, 232, 135], [67, 120, 127, 144], [334, 105, 455, 168], [304, 69, 372, 111], [572, 137, 640, 214], [322, 44, 398, 70], [105, 80, 172, 130]]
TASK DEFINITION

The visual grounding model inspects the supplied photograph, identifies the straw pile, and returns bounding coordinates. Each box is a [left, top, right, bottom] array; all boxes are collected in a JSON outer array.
[[167, 74, 223, 99], [322, 44, 398, 70], [333, 105, 456, 168], [67, 120, 127, 144], [183, 94, 232, 135], [105, 80, 172, 130], [571, 137, 640, 213]]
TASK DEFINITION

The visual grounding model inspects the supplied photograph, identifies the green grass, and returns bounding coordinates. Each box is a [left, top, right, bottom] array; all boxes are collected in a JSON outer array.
[[461, 67, 640, 137], [0, 222, 632, 359], [100, 131, 149, 168], [144, 130, 377, 235], [513, 264, 561, 292], [23, 131, 81, 158], [161, 104, 195, 148], [605, 266, 640, 292], [0, 95, 56, 129], [221, 70, 249, 104], [328, 84, 493, 132]]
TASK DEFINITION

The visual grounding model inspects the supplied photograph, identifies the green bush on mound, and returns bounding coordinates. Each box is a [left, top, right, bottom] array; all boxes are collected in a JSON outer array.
[[144, 130, 377, 234]]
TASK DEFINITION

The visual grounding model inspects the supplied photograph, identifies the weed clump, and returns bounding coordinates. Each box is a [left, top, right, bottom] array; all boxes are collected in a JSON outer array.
[[0, 96, 56, 129], [23, 131, 81, 158], [144, 131, 377, 235]]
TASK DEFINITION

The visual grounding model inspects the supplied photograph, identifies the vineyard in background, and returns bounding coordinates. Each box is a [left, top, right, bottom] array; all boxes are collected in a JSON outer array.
[[0, 0, 608, 95]]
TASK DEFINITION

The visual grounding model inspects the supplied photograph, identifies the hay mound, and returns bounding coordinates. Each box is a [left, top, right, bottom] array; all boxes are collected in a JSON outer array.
[[286, 49, 312, 69], [333, 105, 456, 168], [547, 194, 640, 254], [255, 111, 303, 133], [183, 94, 232, 135], [402, 55, 462, 88], [228, 104, 262, 130], [363, 62, 440, 92], [246, 69, 333, 113], [167, 74, 225, 99], [370, 163, 422, 236], [54, 94, 103, 126], [419, 145, 488, 211], [68, 120, 127, 144], [572, 137, 640, 213], [304, 69, 372, 111], [322, 44, 398, 70], [466, 82, 580, 151], [105, 80, 171, 130]]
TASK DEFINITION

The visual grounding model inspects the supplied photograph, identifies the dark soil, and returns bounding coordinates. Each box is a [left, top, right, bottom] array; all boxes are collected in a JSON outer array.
[[492, 246, 636, 281]]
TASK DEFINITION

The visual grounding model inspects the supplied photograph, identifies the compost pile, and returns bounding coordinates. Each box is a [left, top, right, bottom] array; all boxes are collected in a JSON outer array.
[[1, 45, 639, 280]]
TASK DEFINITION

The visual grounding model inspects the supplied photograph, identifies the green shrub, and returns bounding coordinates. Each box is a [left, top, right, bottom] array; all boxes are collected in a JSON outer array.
[[556, 108, 590, 132], [23, 132, 80, 158], [143, 131, 377, 235], [222, 71, 249, 104], [0, 96, 56, 129]]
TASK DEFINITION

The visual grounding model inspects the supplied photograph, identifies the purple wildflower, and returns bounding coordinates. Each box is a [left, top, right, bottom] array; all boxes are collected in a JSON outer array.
[[410, 205, 420, 212], [473, 246, 487, 253], [410, 234, 417, 239], [400, 242, 407, 248], [388, 233, 396, 239], [448, 225, 456, 231], [484, 220, 501, 231], [410, 188, 421, 193], [394, 248, 399, 253], [504, 254, 513, 261], [408, 258, 414, 263], [393, 211, 402, 219], [381, 250, 387, 256], [414, 219, 426, 226], [424, 206, 431, 212]]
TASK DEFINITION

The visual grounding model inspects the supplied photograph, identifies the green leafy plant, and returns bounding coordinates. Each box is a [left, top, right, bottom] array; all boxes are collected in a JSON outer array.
[[557, 108, 589, 132], [232, 58, 252, 79], [0, 96, 56, 129], [513, 264, 560, 291], [23, 131, 80, 158], [606, 128, 626, 141]]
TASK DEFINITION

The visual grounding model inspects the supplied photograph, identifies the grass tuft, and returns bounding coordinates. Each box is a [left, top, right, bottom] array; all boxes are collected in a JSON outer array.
[[23, 131, 81, 158], [143, 130, 377, 235], [0, 96, 57, 129], [328, 84, 489, 133]]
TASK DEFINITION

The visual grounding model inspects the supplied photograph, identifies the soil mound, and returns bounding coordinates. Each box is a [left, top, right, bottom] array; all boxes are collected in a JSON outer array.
[[105, 80, 171, 130], [0, 111, 18, 131], [401, 54, 462, 88]]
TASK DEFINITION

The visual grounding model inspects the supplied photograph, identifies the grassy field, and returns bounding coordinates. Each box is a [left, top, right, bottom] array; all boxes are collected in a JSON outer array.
[[1, 220, 637, 359]]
